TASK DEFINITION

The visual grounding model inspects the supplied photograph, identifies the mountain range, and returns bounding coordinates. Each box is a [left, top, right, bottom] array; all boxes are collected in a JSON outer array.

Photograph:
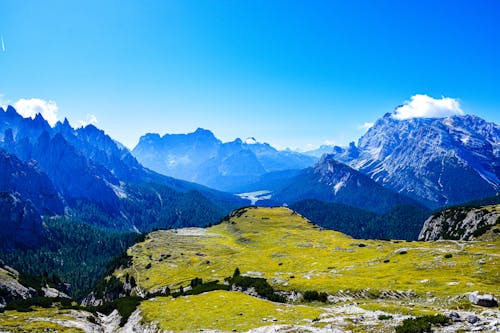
[[2, 104, 497, 248], [132, 129, 316, 192], [0, 106, 248, 248], [131, 111, 499, 211]]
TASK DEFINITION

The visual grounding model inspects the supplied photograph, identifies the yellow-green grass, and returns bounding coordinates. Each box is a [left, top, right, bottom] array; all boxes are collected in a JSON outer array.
[[140, 290, 324, 332], [116, 207, 499, 299], [0, 307, 84, 332], [483, 204, 500, 212], [357, 299, 439, 316]]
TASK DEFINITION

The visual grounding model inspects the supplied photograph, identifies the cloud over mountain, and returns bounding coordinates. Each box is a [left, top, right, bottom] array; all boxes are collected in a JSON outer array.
[[13, 98, 60, 126], [393, 94, 464, 120]]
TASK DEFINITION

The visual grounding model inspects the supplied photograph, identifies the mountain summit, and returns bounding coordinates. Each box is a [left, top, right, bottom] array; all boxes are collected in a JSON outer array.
[[331, 113, 499, 207]]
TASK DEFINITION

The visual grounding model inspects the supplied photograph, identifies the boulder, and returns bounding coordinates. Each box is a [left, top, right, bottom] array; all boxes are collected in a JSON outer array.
[[449, 311, 462, 322], [466, 315, 481, 324], [469, 291, 498, 307]]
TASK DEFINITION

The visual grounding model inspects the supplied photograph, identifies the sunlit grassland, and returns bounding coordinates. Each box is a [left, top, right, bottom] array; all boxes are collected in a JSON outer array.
[[0, 307, 84, 332], [116, 207, 499, 298], [140, 290, 325, 332]]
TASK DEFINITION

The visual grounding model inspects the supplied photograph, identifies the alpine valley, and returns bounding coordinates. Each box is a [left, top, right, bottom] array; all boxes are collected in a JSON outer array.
[[0, 105, 499, 332]]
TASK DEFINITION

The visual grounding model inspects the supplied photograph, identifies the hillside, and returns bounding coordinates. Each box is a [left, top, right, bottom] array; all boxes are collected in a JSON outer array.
[[290, 199, 430, 240], [1, 206, 499, 331], [265, 155, 424, 214], [115, 207, 498, 295]]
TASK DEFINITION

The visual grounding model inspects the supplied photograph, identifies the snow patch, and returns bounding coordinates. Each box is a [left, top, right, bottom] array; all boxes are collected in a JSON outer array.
[[333, 174, 350, 194], [110, 183, 127, 199], [245, 137, 257, 144]]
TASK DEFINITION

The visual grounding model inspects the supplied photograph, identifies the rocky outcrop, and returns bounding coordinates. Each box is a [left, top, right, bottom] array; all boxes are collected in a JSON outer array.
[[0, 264, 37, 307], [419, 204, 499, 241]]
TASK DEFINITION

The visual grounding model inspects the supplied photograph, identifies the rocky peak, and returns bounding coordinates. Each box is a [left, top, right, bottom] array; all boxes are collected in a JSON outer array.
[[347, 113, 500, 207]]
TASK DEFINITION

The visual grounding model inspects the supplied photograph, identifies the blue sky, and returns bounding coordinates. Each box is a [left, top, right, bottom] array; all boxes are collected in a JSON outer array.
[[1, 1, 499, 150]]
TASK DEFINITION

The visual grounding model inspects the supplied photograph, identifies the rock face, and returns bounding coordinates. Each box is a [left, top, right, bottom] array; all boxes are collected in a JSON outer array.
[[132, 129, 316, 192], [0, 262, 69, 308], [419, 204, 499, 241], [0, 264, 37, 307], [330, 113, 500, 208]]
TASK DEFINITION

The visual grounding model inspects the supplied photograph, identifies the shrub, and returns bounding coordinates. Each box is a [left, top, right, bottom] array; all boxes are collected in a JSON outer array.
[[303, 290, 328, 302], [176, 281, 230, 297], [190, 277, 203, 288], [378, 314, 393, 320], [228, 275, 285, 303], [5, 297, 73, 312], [395, 315, 450, 333], [130, 276, 136, 288]]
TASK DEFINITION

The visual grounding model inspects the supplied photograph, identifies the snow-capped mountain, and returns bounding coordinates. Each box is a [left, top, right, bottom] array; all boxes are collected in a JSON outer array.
[[330, 112, 499, 207], [132, 129, 316, 192]]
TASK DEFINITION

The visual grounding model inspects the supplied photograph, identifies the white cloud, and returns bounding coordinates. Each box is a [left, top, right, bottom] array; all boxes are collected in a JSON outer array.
[[78, 114, 99, 127], [14, 98, 59, 126], [393, 94, 464, 120], [358, 122, 374, 130]]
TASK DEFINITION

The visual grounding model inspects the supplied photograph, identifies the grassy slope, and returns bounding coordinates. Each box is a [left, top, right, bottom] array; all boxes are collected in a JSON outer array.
[[117, 207, 499, 297], [0, 307, 84, 332], [140, 290, 324, 332]]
